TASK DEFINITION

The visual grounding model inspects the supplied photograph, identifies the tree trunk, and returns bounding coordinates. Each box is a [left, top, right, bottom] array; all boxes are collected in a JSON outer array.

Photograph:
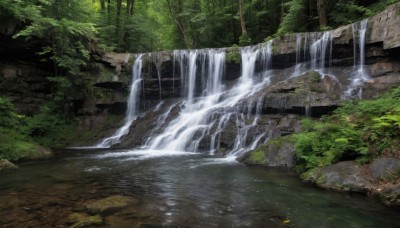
[[117, 0, 122, 15], [317, 0, 327, 27], [166, 0, 190, 49], [100, 0, 105, 11], [239, 0, 248, 36], [126, 0, 134, 15]]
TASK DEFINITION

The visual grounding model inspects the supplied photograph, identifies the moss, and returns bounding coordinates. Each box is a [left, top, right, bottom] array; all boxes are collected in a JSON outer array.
[[249, 146, 266, 164], [269, 136, 292, 149]]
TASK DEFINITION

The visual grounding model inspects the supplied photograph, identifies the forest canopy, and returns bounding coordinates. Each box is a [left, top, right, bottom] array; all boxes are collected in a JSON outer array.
[[1, 0, 398, 54]]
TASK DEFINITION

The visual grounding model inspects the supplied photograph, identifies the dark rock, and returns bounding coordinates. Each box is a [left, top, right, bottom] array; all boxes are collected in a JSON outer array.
[[369, 157, 400, 179], [0, 159, 18, 174]]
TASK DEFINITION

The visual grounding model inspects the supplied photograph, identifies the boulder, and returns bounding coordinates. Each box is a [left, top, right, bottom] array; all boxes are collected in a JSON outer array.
[[369, 157, 400, 179], [67, 212, 103, 228], [379, 183, 400, 208], [301, 161, 372, 193], [23, 146, 53, 160], [0, 159, 18, 174], [84, 195, 140, 215], [239, 138, 296, 168]]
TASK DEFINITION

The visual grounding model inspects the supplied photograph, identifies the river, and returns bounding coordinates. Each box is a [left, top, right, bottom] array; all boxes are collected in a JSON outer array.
[[0, 149, 399, 227]]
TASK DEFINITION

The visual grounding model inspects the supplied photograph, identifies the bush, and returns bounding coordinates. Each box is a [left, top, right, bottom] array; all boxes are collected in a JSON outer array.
[[0, 97, 38, 160], [293, 87, 400, 171]]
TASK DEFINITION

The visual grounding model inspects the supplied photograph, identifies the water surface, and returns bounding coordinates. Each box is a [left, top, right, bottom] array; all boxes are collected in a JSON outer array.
[[0, 149, 398, 227]]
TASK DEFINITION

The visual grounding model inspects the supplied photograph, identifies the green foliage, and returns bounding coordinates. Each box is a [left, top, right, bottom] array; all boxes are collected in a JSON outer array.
[[276, 0, 305, 36], [0, 96, 77, 160], [294, 87, 400, 170], [226, 45, 241, 64], [249, 146, 266, 164], [239, 33, 252, 46], [0, 97, 38, 161], [25, 105, 76, 149]]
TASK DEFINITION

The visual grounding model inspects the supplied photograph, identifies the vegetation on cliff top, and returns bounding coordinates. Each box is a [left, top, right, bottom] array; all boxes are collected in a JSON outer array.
[[294, 87, 400, 171]]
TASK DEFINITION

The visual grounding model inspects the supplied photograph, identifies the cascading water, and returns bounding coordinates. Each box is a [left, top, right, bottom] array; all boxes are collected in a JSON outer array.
[[310, 31, 332, 74], [136, 44, 273, 158], [345, 19, 369, 98], [291, 33, 304, 77], [154, 53, 162, 100], [94, 54, 144, 148]]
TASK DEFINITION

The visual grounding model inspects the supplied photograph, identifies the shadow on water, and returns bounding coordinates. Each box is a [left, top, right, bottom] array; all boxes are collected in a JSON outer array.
[[0, 149, 399, 227]]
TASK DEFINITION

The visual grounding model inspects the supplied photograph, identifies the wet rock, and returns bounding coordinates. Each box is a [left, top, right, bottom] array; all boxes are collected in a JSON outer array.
[[369, 157, 400, 179], [301, 161, 372, 193], [84, 195, 140, 215], [379, 184, 400, 208], [0, 159, 18, 174], [239, 139, 296, 168], [67, 212, 103, 228], [249, 71, 341, 117]]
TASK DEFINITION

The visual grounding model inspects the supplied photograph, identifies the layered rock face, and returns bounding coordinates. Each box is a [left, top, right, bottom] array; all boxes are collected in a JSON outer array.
[[79, 3, 400, 149]]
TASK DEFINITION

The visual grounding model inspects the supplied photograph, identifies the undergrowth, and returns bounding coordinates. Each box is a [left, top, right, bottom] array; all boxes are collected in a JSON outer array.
[[293, 87, 400, 171], [0, 97, 77, 161]]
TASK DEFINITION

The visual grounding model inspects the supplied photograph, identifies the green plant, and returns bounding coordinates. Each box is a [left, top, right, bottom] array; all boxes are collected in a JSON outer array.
[[293, 87, 400, 171]]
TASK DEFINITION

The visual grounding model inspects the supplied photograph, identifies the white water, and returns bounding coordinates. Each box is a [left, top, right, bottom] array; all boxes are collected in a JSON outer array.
[[310, 31, 332, 75], [291, 34, 305, 77], [94, 54, 144, 148], [133, 44, 273, 157], [345, 19, 369, 98]]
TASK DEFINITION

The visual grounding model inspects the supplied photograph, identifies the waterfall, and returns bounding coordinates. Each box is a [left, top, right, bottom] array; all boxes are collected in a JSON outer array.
[[310, 31, 332, 74], [94, 54, 144, 148], [345, 19, 369, 98], [291, 34, 304, 77], [137, 45, 273, 157], [154, 53, 162, 100]]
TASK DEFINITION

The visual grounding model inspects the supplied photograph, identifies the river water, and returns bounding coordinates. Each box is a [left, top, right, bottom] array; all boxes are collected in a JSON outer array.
[[0, 149, 399, 227]]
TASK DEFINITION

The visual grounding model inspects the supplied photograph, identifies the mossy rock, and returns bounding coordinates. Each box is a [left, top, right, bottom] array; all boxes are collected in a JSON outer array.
[[0, 159, 18, 174], [84, 195, 140, 215], [24, 146, 53, 160], [67, 212, 103, 228], [239, 137, 295, 168]]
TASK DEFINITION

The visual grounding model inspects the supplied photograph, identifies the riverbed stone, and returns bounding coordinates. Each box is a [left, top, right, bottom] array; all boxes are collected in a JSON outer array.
[[84, 195, 140, 215], [0, 159, 18, 174], [369, 157, 400, 179], [67, 212, 103, 228]]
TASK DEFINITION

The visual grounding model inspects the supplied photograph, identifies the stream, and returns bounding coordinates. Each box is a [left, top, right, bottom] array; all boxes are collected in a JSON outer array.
[[0, 149, 399, 227]]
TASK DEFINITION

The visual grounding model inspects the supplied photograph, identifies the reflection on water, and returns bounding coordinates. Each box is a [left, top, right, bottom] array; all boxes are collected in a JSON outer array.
[[0, 149, 399, 227]]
